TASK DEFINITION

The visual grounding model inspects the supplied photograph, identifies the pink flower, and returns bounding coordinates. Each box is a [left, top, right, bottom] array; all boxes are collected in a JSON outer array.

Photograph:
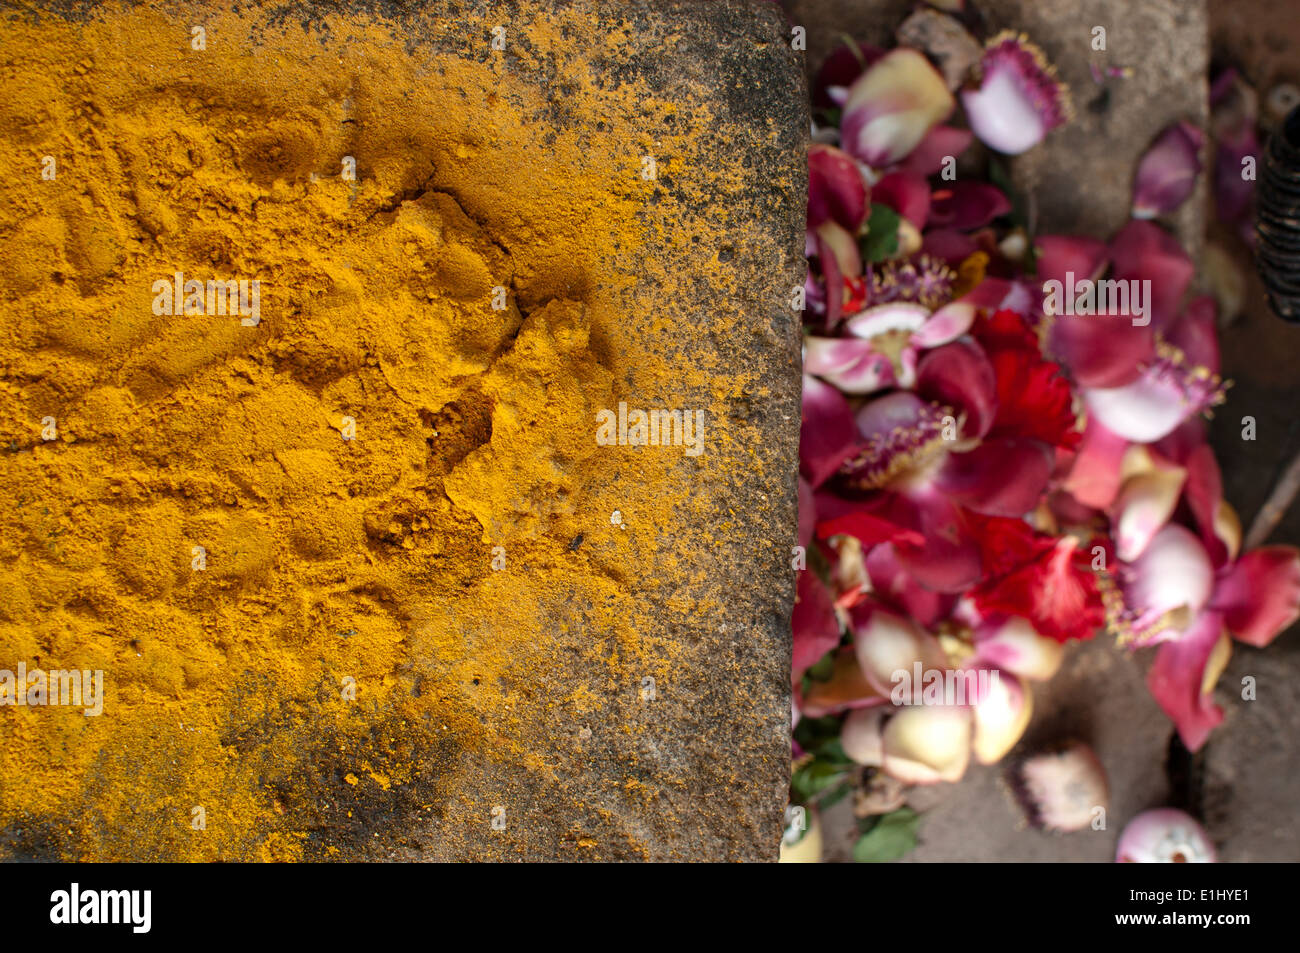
[[1104, 441, 1300, 750], [841, 49, 955, 168], [1132, 121, 1204, 219], [961, 32, 1072, 155]]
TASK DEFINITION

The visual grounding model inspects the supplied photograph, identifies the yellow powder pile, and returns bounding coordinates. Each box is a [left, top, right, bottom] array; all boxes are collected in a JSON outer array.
[[0, 1, 785, 861]]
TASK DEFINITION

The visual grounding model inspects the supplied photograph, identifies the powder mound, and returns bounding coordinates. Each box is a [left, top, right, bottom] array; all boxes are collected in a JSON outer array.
[[444, 298, 614, 541]]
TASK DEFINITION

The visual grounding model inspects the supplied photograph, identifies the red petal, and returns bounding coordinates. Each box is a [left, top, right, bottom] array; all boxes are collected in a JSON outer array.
[[872, 170, 931, 229], [892, 490, 983, 593], [1035, 234, 1109, 288], [976, 310, 1082, 449], [933, 437, 1054, 517], [1184, 441, 1230, 567], [1109, 220, 1194, 331], [1146, 610, 1227, 752], [1064, 417, 1129, 510], [864, 542, 957, 628], [798, 477, 815, 551], [899, 125, 973, 177], [971, 534, 1105, 643], [809, 143, 870, 232], [915, 339, 997, 438], [800, 375, 860, 489], [928, 181, 1012, 231], [1210, 547, 1300, 647], [1048, 311, 1154, 389], [792, 570, 842, 676]]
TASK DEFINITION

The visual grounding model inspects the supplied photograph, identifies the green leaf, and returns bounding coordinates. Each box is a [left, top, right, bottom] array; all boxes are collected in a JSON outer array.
[[805, 652, 836, 683], [852, 807, 920, 863], [791, 758, 847, 803], [862, 202, 901, 263], [817, 779, 853, 810]]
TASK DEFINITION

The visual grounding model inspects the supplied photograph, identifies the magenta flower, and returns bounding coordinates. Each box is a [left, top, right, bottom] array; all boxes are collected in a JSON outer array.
[[961, 32, 1072, 155], [1132, 121, 1204, 219], [841, 48, 955, 168]]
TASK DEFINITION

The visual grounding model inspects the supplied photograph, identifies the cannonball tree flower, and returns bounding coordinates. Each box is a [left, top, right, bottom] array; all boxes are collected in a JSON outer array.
[[1116, 808, 1216, 863], [841, 48, 955, 169], [961, 32, 1072, 155], [1102, 440, 1300, 750]]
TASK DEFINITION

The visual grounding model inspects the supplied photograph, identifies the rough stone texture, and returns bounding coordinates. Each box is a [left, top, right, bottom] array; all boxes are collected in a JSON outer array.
[[787, 0, 1300, 862], [0, 0, 806, 861]]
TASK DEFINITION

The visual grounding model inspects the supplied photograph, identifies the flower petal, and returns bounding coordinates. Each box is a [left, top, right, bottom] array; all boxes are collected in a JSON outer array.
[[1209, 547, 1300, 647], [800, 645, 889, 717], [1109, 220, 1195, 331], [799, 374, 861, 489], [792, 570, 841, 677], [842, 48, 955, 167], [882, 705, 972, 784], [1111, 463, 1187, 562], [1064, 417, 1130, 510], [1034, 234, 1109, 289], [933, 437, 1054, 517], [928, 181, 1012, 230], [1146, 610, 1230, 752], [960, 33, 1071, 155], [898, 124, 973, 176], [973, 615, 1065, 680], [1116, 808, 1217, 863], [971, 669, 1032, 764], [916, 338, 997, 438], [1048, 311, 1154, 389], [809, 143, 870, 232], [1132, 121, 1204, 219], [1123, 524, 1215, 643], [804, 335, 898, 394], [871, 170, 931, 229], [850, 602, 948, 700]]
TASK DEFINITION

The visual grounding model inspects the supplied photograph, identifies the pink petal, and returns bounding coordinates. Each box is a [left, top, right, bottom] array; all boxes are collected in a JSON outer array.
[[1166, 294, 1220, 378], [808, 143, 870, 232], [842, 49, 955, 167], [891, 489, 983, 593], [912, 301, 976, 349], [814, 227, 843, 330], [1084, 370, 1196, 443], [1048, 311, 1154, 389], [792, 570, 841, 676], [799, 375, 860, 489], [1116, 808, 1217, 863], [1183, 441, 1237, 567], [1111, 462, 1187, 562], [898, 124, 973, 177], [1063, 417, 1130, 510], [959, 276, 1036, 317], [928, 181, 1012, 231], [1109, 220, 1195, 331], [1132, 121, 1204, 219], [960, 33, 1071, 156], [871, 170, 931, 229], [915, 339, 997, 438], [1210, 547, 1300, 647], [922, 228, 980, 266], [973, 615, 1065, 680], [864, 543, 957, 629], [850, 602, 948, 699], [1035, 234, 1109, 288], [933, 437, 1054, 517], [804, 335, 897, 394], [1146, 610, 1230, 752], [844, 301, 929, 340], [1123, 524, 1215, 641]]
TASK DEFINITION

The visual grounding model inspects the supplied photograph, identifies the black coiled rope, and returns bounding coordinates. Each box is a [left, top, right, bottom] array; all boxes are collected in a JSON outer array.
[[1258, 107, 1300, 322]]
